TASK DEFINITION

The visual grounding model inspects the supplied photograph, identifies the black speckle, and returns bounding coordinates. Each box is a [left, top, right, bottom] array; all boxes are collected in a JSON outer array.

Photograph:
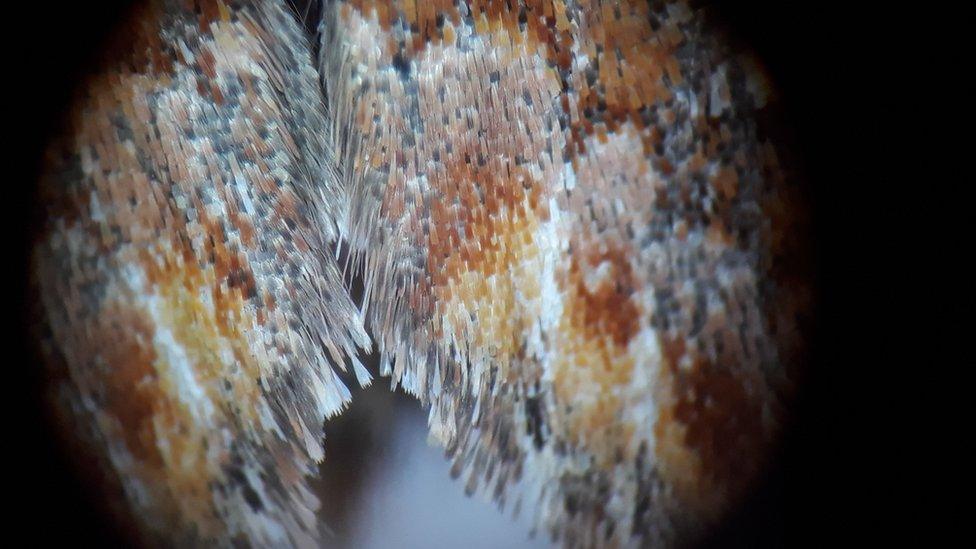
[[242, 484, 264, 511], [565, 494, 579, 515], [391, 52, 411, 80], [525, 395, 547, 450]]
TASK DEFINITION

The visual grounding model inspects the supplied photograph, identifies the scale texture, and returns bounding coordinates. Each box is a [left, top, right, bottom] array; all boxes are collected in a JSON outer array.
[[323, 0, 807, 545], [32, 0, 809, 546], [33, 1, 368, 544]]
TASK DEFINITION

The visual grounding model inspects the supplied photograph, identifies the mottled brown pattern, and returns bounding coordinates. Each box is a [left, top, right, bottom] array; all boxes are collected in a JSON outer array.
[[98, 305, 164, 469], [33, 0, 368, 544], [34, 0, 808, 546], [551, 241, 640, 465], [569, 245, 640, 348], [325, 0, 806, 546]]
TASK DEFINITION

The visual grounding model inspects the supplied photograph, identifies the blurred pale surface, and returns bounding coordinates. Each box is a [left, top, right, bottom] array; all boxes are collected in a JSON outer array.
[[320, 385, 551, 549]]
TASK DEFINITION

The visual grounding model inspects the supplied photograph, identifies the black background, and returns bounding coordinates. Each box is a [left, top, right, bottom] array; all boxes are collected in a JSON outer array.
[[9, 1, 911, 546]]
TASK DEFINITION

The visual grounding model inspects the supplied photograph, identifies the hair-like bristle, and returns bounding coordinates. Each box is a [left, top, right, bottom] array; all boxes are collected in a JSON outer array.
[[33, 0, 808, 546], [320, 1, 807, 546], [32, 0, 369, 544]]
